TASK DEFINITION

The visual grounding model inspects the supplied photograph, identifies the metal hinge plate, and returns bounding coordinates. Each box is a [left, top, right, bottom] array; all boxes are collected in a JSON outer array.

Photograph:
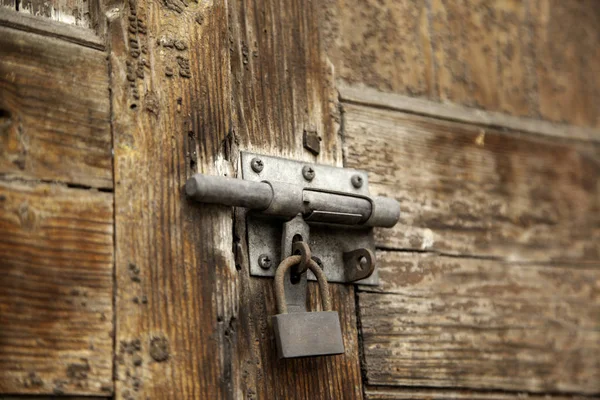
[[241, 152, 379, 285]]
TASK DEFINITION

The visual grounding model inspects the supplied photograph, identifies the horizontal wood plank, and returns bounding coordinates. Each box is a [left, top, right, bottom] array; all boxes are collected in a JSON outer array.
[[365, 387, 596, 400], [0, 181, 113, 395], [0, 10, 104, 50], [359, 252, 600, 394], [321, 0, 600, 128], [8, 0, 100, 32], [0, 26, 111, 188], [343, 103, 600, 262], [359, 251, 600, 394], [18, 0, 86, 26], [0, 397, 109, 400], [0, 0, 15, 10], [339, 84, 600, 142]]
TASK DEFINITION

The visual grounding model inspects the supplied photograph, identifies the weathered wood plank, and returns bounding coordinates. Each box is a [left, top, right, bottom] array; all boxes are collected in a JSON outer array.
[[0, 397, 109, 400], [230, 0, 341, 164], [0, 181, 113, 395], [531, 0, 600, 129], [321, 0, 600, 128], [229, 0, 362, 397], [0, 10, 104, 50], [339, 84, 600, 142], [0, 26, 111, 188], [359, 251, 600, 393], [109, 1, 237, 398], [18, 0, 84, 25], [14, 0, 97, 30], [110, 0, 361, 397], [343, 103, 600, 262], [365, 387, 596, 400], [320, 0, 433, 98], [0, 0, 15, 10]]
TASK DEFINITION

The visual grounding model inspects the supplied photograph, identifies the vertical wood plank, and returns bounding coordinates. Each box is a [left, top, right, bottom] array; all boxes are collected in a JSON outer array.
[[109, 0, 238, 398], [229, 0, 363, 397], [110, 0, 362, 397]]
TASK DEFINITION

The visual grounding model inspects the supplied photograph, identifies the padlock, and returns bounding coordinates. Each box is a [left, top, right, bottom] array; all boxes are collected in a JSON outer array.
[[272, 255, 345, 358]]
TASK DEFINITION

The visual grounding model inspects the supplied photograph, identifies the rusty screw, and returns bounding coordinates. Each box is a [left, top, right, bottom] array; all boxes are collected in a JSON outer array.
[[251, 157, 264, 173], [302, 166, 315, 181], [351, 174, 363, 188], [258, 254, 272, 270]]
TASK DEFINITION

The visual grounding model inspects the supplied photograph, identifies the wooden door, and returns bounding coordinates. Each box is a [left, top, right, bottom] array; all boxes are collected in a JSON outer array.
[[0, 1, 599, 399]]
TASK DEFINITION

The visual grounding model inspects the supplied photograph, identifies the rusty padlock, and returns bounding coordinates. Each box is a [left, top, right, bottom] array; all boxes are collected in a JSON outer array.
[[272, 255, 345, 358]]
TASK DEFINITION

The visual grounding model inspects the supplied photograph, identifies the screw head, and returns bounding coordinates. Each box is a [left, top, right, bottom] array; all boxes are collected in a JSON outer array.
[[258, 254, 272, 269], [251, 157, 264, 173], [351, 174, 363, 188], [302, 166, 315, 181]]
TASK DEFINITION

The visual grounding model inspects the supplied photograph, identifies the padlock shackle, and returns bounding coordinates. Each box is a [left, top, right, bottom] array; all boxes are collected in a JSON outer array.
[[274, 255, 331, 314]]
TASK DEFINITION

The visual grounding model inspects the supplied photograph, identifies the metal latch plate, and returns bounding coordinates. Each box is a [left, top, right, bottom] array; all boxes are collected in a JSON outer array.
[[241, 152, 378, 285]]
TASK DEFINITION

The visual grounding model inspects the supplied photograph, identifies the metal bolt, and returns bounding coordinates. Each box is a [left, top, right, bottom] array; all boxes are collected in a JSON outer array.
[[251, 157, 264, 173], [258, 254, 272, 269], [302, 166, 315, 181], [351, 174, 363, 188]]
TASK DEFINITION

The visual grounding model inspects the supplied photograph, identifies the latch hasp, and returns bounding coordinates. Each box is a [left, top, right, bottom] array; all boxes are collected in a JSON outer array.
[[242, 152, 379, 285]]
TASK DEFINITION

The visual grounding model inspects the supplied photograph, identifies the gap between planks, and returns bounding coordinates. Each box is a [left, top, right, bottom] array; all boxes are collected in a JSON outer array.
[[0, 176, 113, 193], [338, 83, 600, 143]]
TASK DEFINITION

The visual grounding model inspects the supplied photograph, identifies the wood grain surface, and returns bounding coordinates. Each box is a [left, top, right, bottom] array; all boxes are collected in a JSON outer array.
[[0, 26, 111, 188], [343, 103, 600, 263], [109, 0, 361, 398], [321, 0, 600, 128], [365, 387, 596, 400], [0, 0, 15, 10], [0, 181, 114, 395], [358, 251, 600, 393], [339, 84, 600, 143], [0, 0, 101, 31], [229, 0, 362, 396], [0, 10, 105, 49]]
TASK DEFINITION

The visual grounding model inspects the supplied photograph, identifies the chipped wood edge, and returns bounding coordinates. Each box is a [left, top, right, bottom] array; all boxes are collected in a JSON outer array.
[[0, 9, 104, 50], [338, 83, 600, 143]]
